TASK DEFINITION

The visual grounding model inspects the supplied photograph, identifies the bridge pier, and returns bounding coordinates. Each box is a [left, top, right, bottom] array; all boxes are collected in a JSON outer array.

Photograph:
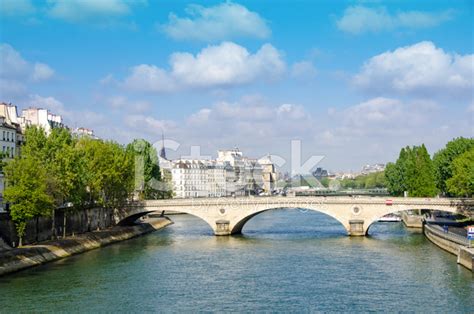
[[215, 219, 231, 236], [349, 219, 366, 236]]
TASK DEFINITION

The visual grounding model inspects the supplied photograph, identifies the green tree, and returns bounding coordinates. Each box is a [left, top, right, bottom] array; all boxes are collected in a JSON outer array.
[[319, 177, 330, 188], [385, 145, 437, 197], [20, 126, 49, 161], [446, 147, 474, 197], [0, 151, 8, 172], [127, 139, 171, 199], [409, 144, 437, 197], [77, 138, 134, 208], [433, 137, 474, 195], [3, 126, 141, 242], [3, 155, 54, 246], [385, 148, 410, 196], [364, 174, 377, 189], [375, 172, 386, 187]]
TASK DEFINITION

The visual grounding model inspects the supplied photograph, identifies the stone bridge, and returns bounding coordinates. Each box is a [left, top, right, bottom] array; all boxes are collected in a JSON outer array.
[[117, 197, 473, 236]]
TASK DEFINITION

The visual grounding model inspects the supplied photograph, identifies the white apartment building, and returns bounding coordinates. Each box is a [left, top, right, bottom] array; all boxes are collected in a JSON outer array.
[[0, 117, 17, 158], [21, 107, 63, 134], [205, 161, 227, 197], [171, 160, 209, 198]]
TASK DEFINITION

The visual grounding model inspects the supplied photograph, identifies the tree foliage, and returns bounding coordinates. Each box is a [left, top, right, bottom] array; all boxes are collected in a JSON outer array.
[[126, 139, 172, 199], [446, 147, 474, 197], [3, 153, 54, 244], [3, 127, 168, 243], [75, 137, 135, 208], [340, 171, 386, 189], [433, 137, 474, 195], [385, 144, 437, 197]]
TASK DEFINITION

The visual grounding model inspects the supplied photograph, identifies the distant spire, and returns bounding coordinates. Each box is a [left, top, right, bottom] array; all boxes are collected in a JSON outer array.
[[159, 131, 167, 160]]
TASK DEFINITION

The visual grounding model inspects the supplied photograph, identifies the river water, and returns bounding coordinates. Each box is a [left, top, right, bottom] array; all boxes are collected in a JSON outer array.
[[0, 209, 473, 312]]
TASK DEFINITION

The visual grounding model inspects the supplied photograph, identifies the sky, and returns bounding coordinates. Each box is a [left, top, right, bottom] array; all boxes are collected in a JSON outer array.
[[0, 0, 473, 172]]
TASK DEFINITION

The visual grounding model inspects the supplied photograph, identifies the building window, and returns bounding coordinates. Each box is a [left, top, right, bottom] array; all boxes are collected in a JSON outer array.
[[2, 131, 4, 141]]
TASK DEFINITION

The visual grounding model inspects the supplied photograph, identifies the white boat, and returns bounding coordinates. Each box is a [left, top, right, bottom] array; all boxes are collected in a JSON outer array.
[[378, 213, 402, 222]]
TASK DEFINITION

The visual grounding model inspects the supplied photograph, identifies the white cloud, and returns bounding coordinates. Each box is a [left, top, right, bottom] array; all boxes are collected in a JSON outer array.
[[124, 64, 176, 92], [343, 97, 403, 127], [32, 63, 55, 81], [309, 96, 474, 166], [122, 42, 286, 92], [0, 79, 27, 97], [47, 0, 133, 22], [188, 108, 212, 125], [291, 61, 317, 80], [327, 97, 444, 143], [467, 103, 474, 113], [337, 6, 454, 34], [0, 44, 29, 78], [161, 2, 270, 41], [277, 104, 307, 120], [183, 99, 313, 145], [353, 41, 473, 98], [124, 115, 176, 133], [28, 94, 66, 114], [106, 95, 151, 113], [0, 44, 55, 82], [0, 44, 55, 99], [28, 94, 108, 130], [0, 0, 35, 17], [99, 74, 116, 85]]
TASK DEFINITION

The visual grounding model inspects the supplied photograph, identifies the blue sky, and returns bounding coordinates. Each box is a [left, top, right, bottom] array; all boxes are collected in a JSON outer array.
[[0, 0, 473, 171]]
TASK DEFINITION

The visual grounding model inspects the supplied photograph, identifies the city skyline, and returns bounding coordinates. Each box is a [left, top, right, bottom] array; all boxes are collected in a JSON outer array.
[[0, 0, 473, 171]]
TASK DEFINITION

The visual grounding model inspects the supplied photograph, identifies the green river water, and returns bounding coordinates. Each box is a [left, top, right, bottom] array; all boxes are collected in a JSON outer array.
[[0, 209, 472, 312]]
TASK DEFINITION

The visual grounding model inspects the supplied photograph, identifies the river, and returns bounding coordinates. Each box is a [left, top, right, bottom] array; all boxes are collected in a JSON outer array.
[[0, 209, 473, 312]]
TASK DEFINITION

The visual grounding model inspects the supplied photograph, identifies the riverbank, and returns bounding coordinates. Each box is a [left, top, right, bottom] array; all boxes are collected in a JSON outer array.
[[423, 223, 473, 272], [0, 218, 172, 276]]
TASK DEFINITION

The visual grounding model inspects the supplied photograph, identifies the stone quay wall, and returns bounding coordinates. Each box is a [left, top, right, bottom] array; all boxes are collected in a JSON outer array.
[[0, 207, 116, 247], [424, 223, 473, 272]]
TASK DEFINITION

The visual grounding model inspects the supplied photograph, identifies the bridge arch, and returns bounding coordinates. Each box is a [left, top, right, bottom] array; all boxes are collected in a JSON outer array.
[[364, 205, 462, 235], [230, 206, 350, 235], [117, 210, 157, 226], [118, 208, 221, 234]]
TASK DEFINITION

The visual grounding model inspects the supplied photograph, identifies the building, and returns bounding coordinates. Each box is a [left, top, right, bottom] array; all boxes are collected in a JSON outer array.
[[258, 155, 278, 193], [171, 160, 209, 198], [21, 107, 64, 134], [170, 149, 277, 198], [0, 116, 17, 158], [71, 127, 98, 139], [205, 161, 227, 197], [361, 163, 385, 175]]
